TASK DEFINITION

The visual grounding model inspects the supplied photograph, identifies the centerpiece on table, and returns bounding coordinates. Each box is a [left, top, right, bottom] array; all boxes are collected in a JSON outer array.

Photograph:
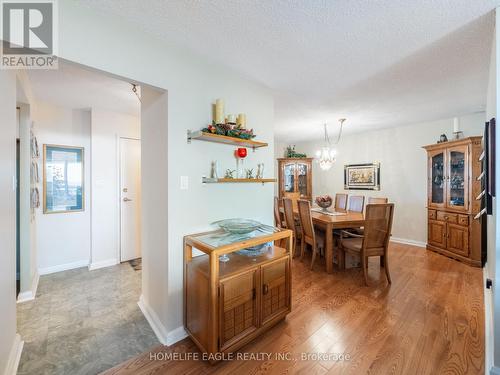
[[201, 98, 256, 140], [315, 195, 333, 212]]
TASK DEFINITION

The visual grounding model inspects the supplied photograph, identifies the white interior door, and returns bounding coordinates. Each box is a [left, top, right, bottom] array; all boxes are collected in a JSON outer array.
[[120, 138, 141, 262]]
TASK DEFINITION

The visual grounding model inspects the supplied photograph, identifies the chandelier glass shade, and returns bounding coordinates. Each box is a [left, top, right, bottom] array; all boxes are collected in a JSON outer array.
[[315, 119, 345, 171], [316, 145, 337, 170]]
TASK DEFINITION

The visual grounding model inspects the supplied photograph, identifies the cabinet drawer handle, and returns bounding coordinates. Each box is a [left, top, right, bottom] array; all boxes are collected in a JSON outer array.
[[263, 284, 269, 295], [444, 216, 448, 220]]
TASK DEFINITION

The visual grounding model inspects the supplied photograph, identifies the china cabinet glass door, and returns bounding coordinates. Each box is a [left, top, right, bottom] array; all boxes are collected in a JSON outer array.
[[296, 162, 310, 198], [429, 150, 445, 208], [283, 163, 295, 194], [447, 146, 468, 211]]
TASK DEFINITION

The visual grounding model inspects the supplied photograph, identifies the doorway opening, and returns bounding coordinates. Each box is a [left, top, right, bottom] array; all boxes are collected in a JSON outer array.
[[15, 60, 167, 373]]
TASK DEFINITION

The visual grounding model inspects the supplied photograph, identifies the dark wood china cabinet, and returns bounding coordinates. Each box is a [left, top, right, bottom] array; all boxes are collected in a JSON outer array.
[[277, 158, 313, 201], [423, 137, 482, 267]]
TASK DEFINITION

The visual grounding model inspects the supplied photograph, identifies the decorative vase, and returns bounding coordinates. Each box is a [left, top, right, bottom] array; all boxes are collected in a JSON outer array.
[[236, 158, 245, 178], [256, 163, 265, 179], [210, 161, 219, 179]]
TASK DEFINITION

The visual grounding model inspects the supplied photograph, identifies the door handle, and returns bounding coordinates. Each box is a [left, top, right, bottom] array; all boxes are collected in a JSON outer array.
[[123, 197, 133, 202]]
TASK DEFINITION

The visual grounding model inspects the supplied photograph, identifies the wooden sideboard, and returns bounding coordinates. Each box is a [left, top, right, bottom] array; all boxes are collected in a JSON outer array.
[[423, 137, 482, 267], [184, 228, 293, 360], [277, 158, 313, 201]]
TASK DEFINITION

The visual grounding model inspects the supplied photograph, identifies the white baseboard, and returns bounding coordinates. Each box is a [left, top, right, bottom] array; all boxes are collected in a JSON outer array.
[[390, 237, 426, 248], [166, 326, 188, 346], [5, 334, 23, 375], [16, 271, 39, 304], [137, 295, 168, 345], [16, 291, 34, 303], [88, 258, 118, 271], [38, 260, 89, 275], [490, 366, 500, 375]]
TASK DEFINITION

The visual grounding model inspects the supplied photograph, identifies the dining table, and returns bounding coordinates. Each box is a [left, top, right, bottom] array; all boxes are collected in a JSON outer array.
[[284, 207, 365, 273]]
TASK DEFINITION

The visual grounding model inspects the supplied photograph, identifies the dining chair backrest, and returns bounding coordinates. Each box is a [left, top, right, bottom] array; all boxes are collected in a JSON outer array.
[[274, 196, 282, 228], [283, 198, 297, 233], [368, 197, 388, 204], [297, 199, 315, 240], [284, 192, 300, 211], [348, 195, 365, 213], [335, 193, 348, 211], [363, 203, 394, 251]]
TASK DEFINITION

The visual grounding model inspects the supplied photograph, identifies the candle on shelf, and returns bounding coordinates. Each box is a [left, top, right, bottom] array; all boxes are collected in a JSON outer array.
[[453, 117, 460, 133], [227, 114, 236, 124], [237, 113, 246, 128], [214, 99, 224, 124]]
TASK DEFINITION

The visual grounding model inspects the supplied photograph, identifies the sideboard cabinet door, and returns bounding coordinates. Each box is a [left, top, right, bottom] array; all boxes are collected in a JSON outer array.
[[219, 270, 258, 350], [261, 258, 290, 325]]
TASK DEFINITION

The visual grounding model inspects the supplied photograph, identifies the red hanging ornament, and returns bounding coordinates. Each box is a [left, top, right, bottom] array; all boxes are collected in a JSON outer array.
[[236, 147, 247, 158]]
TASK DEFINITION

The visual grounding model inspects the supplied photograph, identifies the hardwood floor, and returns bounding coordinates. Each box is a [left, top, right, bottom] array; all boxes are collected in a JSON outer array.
[[103, 243, 484, 375]]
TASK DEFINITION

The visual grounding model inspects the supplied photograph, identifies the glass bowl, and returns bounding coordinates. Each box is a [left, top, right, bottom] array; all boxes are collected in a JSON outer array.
[[315, 195, 333, 211], [212, 218, 262, 234]]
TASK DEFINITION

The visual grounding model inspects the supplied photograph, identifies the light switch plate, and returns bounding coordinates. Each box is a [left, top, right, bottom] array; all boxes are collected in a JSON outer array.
[[180, 176, 189, 190]]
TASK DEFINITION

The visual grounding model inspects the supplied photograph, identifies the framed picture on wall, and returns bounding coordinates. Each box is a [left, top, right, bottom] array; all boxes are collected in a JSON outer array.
[[344, 163, 380, 190], [43, 144, 84, 214]]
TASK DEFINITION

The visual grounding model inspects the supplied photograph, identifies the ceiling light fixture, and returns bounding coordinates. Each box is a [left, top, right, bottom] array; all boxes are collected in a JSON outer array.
[[315, 118, 346, 171]]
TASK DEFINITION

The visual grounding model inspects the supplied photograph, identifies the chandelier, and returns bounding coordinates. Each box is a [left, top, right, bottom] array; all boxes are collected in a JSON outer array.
[[315, 119, 346, 171]]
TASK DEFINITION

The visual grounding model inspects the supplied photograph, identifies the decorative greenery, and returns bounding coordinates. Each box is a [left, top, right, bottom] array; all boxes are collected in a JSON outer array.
[[286, 145, 307, 158], [202, 122, 256, 140], [224, 169, 235, 178], [245, 169, 254, 179]]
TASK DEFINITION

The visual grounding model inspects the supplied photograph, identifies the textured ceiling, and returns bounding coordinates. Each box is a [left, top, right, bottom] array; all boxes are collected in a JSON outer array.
[[24, 62, 140, 116], [80, 0, 498, 141]]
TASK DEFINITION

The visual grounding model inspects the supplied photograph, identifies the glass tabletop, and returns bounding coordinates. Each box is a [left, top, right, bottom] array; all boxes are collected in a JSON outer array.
[[194, 225, 278, 248]]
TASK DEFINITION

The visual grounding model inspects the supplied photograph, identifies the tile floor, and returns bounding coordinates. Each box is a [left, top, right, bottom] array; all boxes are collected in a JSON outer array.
[[17, 262, 159, 375]]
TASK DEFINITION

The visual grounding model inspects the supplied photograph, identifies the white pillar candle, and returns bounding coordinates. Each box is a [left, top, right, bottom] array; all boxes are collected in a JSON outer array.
[[237, 113, 246, 128], [214, 99, 224, 124], [227, 114, 236, 123], [453, 117, 460, 133]]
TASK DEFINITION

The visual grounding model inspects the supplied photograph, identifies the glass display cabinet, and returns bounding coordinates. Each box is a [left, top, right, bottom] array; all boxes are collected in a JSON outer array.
[[277, 158, 313, 201], [423, 137, 482, 267], [183, 226, 293, 360]]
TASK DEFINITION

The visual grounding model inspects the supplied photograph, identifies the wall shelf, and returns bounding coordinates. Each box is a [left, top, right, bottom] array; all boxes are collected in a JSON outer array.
[[187, 130, 268, 149], [202, 177, 276, 184]]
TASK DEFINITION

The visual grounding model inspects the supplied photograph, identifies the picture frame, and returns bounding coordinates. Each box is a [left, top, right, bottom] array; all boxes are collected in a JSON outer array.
[[344, 163, 380, 190], [43, 144, 84, 214]]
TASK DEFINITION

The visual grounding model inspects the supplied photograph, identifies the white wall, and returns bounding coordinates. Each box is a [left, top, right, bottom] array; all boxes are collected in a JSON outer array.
[[490, 9, 500, 375], [16, 73, 39, 301], [34, 102, 92, 274], [0, 71, 19, 375], [90, 110, 140, 269], [284, 113, 484, 245], [55, 1, 275, 343], [485, 17, 497, 375], [140, 88, 169, 340]]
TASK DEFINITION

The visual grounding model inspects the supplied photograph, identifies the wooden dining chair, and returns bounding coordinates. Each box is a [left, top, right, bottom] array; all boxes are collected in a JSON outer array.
[[297, 199, 324, 270], [283, 198, 301, 257], [339, 203, 394, 285], [284, 191, 300, 211], [274, 196, 285, 228], [368, 197, 388, 204], [335, 193, 348, 211], [348, 195, 365, 213]]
